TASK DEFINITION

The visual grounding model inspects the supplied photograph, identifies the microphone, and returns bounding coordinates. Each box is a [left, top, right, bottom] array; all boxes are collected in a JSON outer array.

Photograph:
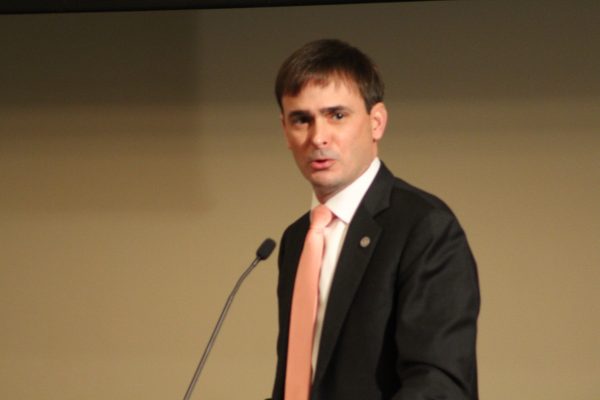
[[182, 238, 276, 400]]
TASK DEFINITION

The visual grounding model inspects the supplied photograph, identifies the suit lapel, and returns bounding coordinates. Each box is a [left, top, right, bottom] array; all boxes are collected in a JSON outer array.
[[312, 164, 395, 386]]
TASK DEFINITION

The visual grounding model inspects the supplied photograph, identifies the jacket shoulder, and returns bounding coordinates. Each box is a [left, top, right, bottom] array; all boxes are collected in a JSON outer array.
[[390, 177, 454, 215], [368, 163, 456, 224]]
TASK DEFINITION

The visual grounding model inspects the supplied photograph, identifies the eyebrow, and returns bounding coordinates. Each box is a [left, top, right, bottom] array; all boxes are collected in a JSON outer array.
[[321, 105, 351, 115], [286, 110, 311, 119], [286, 105, 352, 119]]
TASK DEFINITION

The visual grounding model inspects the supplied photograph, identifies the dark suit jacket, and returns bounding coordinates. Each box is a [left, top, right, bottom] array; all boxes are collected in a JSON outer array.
[[272, 163, 480, 400]]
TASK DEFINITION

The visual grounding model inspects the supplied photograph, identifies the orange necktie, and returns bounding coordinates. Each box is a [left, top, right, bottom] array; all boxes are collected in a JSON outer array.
[[285, 204, 333, 400]]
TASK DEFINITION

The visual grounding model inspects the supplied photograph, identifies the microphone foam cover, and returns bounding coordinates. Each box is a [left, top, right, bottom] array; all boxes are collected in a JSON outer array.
[[256, 238, 276, 260]]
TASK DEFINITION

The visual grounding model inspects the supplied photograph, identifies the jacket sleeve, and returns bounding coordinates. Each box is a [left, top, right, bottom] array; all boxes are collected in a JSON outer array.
[[391, 209, 480, 400]]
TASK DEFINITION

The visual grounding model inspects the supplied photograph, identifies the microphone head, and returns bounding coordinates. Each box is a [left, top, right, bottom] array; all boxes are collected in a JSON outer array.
[[256, 238, 276, 260]]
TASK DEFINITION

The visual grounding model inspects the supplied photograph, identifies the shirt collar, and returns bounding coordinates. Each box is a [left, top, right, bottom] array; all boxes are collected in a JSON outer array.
[[311, 158, 381, 224]]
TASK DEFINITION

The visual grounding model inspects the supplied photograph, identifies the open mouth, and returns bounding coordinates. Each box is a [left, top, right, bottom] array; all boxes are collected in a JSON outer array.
[[311, 158, 334, 170]]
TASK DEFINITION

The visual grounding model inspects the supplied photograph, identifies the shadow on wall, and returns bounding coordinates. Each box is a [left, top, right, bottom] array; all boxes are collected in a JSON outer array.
[[366, 1, 600, 102], [0, 11, 206, 215], [1, 11, 201, 106]]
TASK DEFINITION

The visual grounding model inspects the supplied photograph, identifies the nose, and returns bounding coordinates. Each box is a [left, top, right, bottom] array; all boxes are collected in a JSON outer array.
[[310, 118, 329, 147]]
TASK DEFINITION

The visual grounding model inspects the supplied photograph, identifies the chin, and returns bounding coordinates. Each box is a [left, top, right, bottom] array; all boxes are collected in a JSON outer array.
[[308, 174, 334, 187], [312, 179, 341, 195]]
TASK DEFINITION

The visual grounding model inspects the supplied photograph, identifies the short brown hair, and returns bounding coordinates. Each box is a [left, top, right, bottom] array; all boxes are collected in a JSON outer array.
[[275, 39, 384, 112]]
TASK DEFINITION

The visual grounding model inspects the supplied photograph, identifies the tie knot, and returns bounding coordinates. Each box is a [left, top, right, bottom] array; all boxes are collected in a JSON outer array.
[[311, 204, 333, 231]]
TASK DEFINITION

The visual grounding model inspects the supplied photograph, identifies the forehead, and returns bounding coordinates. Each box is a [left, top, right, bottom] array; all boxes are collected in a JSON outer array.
[[281, 78, 364, 111]]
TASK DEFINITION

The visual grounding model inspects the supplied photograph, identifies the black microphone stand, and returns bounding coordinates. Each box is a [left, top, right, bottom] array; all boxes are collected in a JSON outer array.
[[182, 239, 276, 400]]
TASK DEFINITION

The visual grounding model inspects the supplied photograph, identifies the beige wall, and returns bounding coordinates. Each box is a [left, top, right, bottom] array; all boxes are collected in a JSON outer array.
[[1, 1, 599, 399]]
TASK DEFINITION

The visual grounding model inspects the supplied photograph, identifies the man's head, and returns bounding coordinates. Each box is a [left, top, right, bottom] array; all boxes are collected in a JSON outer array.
[[276, 39, 388, 202], [275, 39, 384, 113]]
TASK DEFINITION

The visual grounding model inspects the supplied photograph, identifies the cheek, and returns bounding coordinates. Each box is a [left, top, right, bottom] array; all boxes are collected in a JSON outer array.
[[341, 127, 370, 151], [287, 141, 307, 163], [286, 136, 303, 153], [285, 129, 305, 148]]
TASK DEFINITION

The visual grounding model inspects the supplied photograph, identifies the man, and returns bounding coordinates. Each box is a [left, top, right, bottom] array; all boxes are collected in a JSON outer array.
[[271, 39, 480, 400]]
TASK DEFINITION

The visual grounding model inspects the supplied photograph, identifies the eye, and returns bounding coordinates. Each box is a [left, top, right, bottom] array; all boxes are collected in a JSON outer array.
[[290, 114, 311, 126], [328, 109, 348, 121]]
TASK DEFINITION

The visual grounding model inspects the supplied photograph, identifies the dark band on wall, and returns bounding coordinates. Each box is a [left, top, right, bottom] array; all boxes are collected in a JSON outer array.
[[2, 1, 432, 15]]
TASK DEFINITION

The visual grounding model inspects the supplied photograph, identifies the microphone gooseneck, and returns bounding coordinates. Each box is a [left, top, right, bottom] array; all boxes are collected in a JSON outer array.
[[182, 238, 277, 400]]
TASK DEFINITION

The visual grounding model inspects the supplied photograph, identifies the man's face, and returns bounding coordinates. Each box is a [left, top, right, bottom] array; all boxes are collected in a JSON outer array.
[[281, 79, 387, 202]]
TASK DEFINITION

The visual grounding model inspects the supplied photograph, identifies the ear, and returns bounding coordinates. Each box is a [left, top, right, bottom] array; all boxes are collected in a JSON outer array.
[[369, 102, 388, 142], [280, 113, 286, 130], [280, 113, 292, 149]]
